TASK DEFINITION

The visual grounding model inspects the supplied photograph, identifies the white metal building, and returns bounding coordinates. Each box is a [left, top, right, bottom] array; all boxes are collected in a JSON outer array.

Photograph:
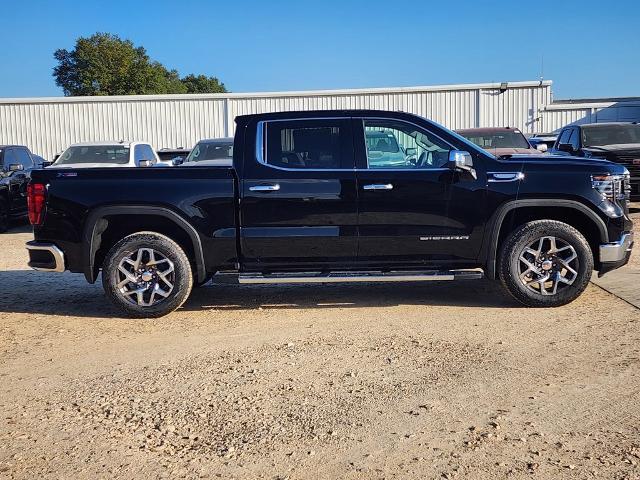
[[0, 79, 638, 160]]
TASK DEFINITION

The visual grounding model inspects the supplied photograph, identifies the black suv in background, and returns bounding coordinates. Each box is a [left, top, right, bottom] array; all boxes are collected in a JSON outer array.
[[0, 145, 37, 232], [551, 122, 640, 199]]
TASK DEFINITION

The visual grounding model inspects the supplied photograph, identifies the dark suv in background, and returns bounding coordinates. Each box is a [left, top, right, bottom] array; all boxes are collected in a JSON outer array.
[[0, 145, 38, 232], [551, 122, 640, 200]]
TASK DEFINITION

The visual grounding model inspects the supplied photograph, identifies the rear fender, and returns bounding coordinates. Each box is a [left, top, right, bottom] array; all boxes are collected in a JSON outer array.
[[82, 205, 206, 283]]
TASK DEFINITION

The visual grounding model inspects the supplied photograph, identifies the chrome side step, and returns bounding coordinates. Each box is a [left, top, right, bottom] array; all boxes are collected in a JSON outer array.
[[230, 269, 484, 285]]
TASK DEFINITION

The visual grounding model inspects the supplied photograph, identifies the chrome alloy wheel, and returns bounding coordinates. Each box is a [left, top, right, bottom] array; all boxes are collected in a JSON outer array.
[[115, 248, 175, 306], [517, 236, 579, 296]]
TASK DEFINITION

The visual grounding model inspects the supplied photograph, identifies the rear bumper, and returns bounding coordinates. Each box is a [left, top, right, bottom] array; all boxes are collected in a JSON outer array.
[[26, 241, 66, 272]]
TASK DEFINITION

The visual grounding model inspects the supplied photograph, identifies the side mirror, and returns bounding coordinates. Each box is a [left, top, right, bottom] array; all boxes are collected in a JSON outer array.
[[172, 156, 184, 166], [8, 163, 24, 172], [535, 143, 548, 153], [447, 150, 476, 179], [139, 159, 156, 168], [41, 161, 53, 168], [557, 143, 574, 154]]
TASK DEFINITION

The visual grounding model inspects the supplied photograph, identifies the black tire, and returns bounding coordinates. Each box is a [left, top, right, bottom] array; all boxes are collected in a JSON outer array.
[[0, 197, 8, 233], [101, 231, 193, 318], [498, 220, 593, 307]]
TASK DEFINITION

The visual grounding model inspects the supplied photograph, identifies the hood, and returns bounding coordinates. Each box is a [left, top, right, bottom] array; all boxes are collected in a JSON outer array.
[[583, 143, 640, 153], [510, 154, 629, 174], [490, 147, 540, 157]]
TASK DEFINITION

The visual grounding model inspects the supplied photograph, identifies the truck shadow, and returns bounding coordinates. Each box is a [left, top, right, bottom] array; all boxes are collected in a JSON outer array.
[[183, 280, 519, 312], [0, 269, 520, 318]]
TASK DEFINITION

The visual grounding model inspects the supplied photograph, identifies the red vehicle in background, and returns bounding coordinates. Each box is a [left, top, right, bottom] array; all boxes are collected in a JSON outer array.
[[456, 127, 546, 158]]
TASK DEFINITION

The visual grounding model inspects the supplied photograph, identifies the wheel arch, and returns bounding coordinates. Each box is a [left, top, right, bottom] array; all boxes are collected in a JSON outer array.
[[83, 205, 206, 284], [483, 199, 608, 279]]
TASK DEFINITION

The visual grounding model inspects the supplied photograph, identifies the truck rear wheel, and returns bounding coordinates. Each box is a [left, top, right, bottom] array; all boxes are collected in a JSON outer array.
[[498, 220, 593, 307], [0, 198, 8, 233], [101, 232, 193, 318]]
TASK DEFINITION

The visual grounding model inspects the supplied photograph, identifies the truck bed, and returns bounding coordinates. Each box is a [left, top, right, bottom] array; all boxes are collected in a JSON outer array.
[[30, 165, 238, 279]]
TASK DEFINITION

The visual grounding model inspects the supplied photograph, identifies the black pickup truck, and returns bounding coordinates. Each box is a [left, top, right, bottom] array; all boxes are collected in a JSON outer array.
[[1, 145, 39, 232], [26, 110, 634, 317]]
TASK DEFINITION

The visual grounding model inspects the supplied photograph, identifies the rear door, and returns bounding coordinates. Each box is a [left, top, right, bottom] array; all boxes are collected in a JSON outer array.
[[354, 117, 485, 268], [239, 117, 358, 271]]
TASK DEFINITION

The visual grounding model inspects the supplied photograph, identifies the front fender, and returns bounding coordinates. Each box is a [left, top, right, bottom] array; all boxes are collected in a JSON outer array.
[[481, 199, 608, 279]]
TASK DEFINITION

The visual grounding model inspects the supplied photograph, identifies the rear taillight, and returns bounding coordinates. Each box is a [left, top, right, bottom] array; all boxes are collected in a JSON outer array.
[[27, 183, 46, 225]]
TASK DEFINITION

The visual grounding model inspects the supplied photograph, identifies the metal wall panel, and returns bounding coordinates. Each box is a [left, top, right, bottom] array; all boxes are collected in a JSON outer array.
[[0, 81, 552, 160]]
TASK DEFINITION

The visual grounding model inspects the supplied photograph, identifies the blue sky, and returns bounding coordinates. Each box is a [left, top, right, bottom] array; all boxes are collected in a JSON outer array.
[[0, 0, 638, 99]]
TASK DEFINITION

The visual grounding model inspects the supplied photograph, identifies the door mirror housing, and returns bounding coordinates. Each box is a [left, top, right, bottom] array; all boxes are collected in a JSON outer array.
[[447, 150, 476, 179], [41, 161, 53, 168], [404, 147, 417, 157], [139, 159, 156, 168], [172, 156, 184, 166], [535, 143, 548, 153], [8, 163, 24, 172], [557, 143, 574, 154]]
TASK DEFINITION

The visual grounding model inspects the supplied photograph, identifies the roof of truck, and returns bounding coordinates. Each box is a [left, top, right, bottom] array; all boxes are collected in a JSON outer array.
[[577, 122, 639, 128], [235, 109, 432, 122]]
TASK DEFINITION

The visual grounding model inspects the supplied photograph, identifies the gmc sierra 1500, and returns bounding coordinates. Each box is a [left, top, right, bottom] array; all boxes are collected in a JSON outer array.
[[25, 110, 634, 317]]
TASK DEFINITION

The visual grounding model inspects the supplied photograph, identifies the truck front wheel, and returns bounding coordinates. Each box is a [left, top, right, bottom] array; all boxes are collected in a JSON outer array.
[[498, 220, 593, 307], [101, 232, 193, 318]]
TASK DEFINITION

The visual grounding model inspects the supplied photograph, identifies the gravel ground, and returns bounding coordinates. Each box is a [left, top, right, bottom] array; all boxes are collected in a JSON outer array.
[[1, 209, 639, 480]]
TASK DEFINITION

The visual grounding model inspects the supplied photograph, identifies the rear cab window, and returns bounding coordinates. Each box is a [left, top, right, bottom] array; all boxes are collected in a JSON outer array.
[[261, 119, 353, 170]]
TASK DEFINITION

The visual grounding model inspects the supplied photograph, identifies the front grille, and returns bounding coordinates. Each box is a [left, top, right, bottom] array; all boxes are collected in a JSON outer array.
[[600, 150, 640, 177]]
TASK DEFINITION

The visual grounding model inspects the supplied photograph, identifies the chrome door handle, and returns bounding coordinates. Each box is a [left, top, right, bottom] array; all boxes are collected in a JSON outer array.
[[363, 183, 393, 191], [249, 184, 281, 192]]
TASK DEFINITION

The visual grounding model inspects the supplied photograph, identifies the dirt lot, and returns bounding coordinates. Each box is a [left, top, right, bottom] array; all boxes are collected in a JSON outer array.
[[1, 210, 639, 480]]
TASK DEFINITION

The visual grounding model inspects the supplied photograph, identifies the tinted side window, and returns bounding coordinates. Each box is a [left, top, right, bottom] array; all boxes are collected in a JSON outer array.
[[264, 119, 352, 169], [134, 144, 155, 162], [15, 148, 33, 169], [557, 129, 572, 146], [568, 128, 580, 150], [3, 148, 17, 167], [363, 119, 451, 169]]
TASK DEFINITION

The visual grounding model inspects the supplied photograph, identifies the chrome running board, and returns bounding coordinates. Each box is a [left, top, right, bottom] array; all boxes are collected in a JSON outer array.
[[228, 269, 484, 285]]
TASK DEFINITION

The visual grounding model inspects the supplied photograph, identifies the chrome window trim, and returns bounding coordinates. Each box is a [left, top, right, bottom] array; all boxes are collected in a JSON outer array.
[[254, 116, 460, 173]]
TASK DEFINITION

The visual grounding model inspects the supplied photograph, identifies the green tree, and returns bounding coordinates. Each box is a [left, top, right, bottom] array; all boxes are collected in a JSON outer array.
[[53, 33, 227, 96], [181, 74, 226, 94]]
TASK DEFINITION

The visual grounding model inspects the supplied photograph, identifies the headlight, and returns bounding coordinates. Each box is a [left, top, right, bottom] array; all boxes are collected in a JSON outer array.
[[591, 173, 630, 202]]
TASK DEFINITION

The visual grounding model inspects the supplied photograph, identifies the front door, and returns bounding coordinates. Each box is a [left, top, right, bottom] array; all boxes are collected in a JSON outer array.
[[240, 117, 358, 271], [354, 117, 485, 269]]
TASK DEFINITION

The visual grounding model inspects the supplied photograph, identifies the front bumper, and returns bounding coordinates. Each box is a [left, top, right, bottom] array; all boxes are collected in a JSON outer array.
[[26, 241, 66, 272], [600, 232, 634, 263], [598, 232, 634, 276]]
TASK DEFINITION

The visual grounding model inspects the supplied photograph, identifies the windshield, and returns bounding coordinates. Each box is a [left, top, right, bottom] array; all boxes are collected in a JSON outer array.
[[582, 124, 640, 147], [56, 145, 130, 165], [186, 142, 233, 162], [459, 131, 531, 150]]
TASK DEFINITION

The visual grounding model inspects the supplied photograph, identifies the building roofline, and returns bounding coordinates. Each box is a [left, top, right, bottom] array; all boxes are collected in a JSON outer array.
[[0, 80, 552, 105]]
